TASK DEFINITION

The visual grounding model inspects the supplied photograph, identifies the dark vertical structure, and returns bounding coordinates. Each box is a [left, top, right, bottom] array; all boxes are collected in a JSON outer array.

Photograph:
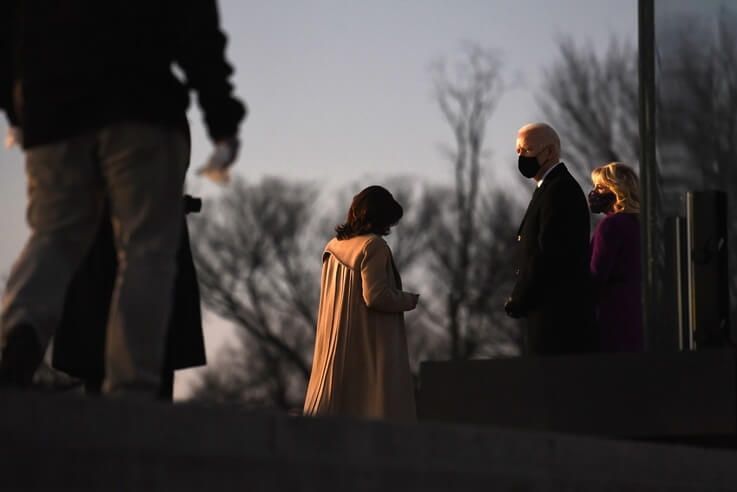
[[638, 0, 658, 351], [663, 216, 688, 351], [686, 191, 730, 348], [653, 1, 737, 349]]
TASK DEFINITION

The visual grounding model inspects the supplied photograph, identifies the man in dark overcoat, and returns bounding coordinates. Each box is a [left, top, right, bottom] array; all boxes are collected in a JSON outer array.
[[505, 123, 596, 355]]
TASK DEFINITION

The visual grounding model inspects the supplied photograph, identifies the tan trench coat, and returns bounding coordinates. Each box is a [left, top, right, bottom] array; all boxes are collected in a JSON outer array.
[[303, 234, 417, 422]]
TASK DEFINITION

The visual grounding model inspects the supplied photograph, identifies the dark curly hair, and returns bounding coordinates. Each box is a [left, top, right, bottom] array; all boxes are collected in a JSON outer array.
[[335, 185, 403, 240]]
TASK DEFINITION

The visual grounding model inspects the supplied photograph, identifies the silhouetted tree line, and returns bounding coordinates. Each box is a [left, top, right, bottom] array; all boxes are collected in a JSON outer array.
[[189, 45, 524, 408], [189, 9, 737, 407], [187, 176, 523, 408]]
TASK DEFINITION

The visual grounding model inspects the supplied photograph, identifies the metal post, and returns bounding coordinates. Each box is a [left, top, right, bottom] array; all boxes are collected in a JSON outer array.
[[639, 0, 657, 351]]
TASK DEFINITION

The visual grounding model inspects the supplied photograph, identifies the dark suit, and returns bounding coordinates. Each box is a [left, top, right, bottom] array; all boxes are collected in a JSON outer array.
[[510, 163, 596, 355]]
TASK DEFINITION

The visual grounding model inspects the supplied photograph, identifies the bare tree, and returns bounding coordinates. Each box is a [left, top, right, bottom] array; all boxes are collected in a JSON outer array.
[[189, 339, 306, 408], [539, 37, 639, 181], [383, 178, 436, 273], [466, 192, 525, 353], [184, 43, 530, 405], [426, 43, 522, 360], [541, 14, 737, 191], [657, 12, 737, 192], [187, 177, 323, 409]]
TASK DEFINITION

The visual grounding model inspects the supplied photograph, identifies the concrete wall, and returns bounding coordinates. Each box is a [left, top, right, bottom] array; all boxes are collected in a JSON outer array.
[[419, 349, 737, 442]]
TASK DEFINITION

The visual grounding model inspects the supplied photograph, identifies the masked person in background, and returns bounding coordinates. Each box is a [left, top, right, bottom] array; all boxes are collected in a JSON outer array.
[[588, 163, 643, 352], [505, 123, 596, 355], [0, 0, 246, 398]]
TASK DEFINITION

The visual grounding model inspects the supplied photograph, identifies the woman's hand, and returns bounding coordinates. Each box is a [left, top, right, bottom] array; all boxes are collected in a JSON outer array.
[[407, 293, 420, 310]]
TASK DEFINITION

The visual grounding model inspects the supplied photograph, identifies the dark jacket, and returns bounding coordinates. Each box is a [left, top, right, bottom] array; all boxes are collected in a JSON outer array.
[[1, 0, 245, 147], [510, 163, 596, 355], [52, 196, 206, 381]]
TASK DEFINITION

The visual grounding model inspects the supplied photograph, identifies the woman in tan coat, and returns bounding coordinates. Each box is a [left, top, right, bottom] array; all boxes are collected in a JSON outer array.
[[303, 186, 419, 422]]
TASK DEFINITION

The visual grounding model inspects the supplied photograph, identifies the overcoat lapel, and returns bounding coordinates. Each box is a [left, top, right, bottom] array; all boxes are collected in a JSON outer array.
[[517, 186, 542, 238], [515, 163, 568, 237]]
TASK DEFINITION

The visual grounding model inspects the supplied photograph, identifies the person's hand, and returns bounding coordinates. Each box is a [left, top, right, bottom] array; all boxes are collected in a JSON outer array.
[[5, 126, 23, 149], [197, 136, 240, 184], [408, 293, 420, 310], [504, 297, 523, 319]]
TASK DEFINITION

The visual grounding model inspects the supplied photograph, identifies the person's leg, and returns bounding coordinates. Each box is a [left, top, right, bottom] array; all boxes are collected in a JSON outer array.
[[158, 370, 175, 401], [98, 122, 188, 397], [0, 135, 104, 386]]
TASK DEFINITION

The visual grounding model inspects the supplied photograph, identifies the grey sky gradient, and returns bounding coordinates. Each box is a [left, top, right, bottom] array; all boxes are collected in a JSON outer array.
[[1, 0, 636, 274], [0, 1, 636, 396]]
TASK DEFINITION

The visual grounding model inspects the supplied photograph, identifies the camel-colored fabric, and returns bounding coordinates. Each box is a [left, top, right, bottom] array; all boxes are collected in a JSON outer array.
[[303, 234, 417, 422]]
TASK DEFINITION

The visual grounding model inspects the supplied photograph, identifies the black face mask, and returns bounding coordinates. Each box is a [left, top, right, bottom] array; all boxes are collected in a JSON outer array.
[[588, 189, 616, 214], [518, 154, 541, 179]]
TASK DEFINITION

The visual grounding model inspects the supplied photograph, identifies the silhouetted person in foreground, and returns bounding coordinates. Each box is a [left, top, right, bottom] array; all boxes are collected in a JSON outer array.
[[505, 123, 595, 355], [303, 186, 420, 422], [588, 163, 644, 352], [0, 1, 245, 398], [52, 196, 206, 400]]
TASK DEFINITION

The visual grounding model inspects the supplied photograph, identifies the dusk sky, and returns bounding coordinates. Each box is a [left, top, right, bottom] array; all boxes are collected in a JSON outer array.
[[0, 0, 638, 396]]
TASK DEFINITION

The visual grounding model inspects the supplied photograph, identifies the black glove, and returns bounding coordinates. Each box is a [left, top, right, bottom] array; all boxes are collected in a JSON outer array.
[[504, 297, 523, 319]]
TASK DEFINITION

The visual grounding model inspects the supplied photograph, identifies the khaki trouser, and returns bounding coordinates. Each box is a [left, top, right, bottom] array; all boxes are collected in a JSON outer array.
[[1, 122, 189, 395]]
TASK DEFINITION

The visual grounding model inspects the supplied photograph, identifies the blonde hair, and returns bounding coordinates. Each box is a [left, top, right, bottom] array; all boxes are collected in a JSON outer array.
[[591, 162, 640, 214]]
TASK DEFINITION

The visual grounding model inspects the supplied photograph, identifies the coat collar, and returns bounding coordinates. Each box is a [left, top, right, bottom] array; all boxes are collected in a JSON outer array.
[[536, 161, 563, 188], [536, 162, 567, 192], [516, 163, 569, 238]]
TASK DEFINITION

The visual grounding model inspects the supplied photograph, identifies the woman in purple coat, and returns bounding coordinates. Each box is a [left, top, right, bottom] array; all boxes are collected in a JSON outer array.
[[588, 163, 644, 352]]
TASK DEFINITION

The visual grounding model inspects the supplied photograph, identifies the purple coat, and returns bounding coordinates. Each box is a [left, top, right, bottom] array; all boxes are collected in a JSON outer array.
[[590, 212, 644, 352]]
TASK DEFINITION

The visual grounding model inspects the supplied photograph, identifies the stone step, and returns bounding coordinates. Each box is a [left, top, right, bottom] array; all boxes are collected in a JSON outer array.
[[1, 391, 737, 491]]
